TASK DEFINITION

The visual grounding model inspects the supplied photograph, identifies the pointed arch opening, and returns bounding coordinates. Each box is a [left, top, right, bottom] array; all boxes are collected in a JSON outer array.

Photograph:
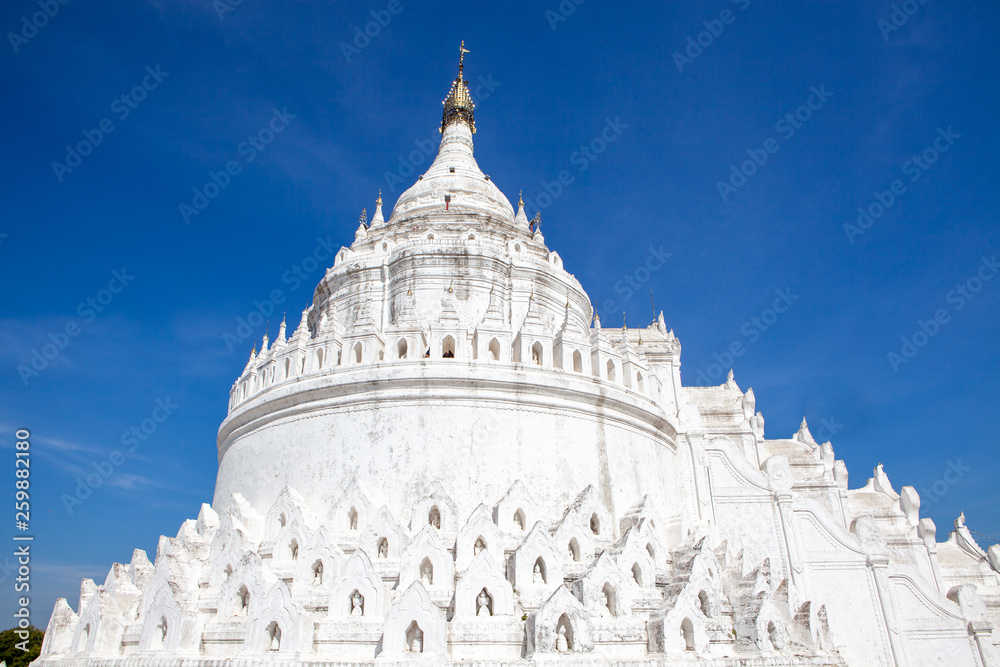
[[284, 358, 290, 379], [317, 348, 324, 369], [474, 536, 487, 556], [681, 617, 695, 651], [531, 341, 543, 365], [768, 621, 781, 650], [442, 336, 456, 359], [589, 513, 600, 535], [636, 371, 645, 392], [278, 512, 286, 528], [568, 538, 581, 562], [311, 559, 324, 585], [288, 538, 299, 561], [347, 506, 358, 530], [513, 508, 525, 531], [353, 342, 362, 364], [488, 337, 500, 361], [646, 542, 655, 559], [533, 556, 547, 584], [153, 616, 168, 648], [405, 620, 424, 653], [556, 613, 574, 652], [235, 584, 250, 616], [572, 349, 583, 373], [606, 359, 616, 382], [419, 557, 434, 586], [428, 506, 441, 528], [698, 590, 710, 617], [266, 621, 281, 651], [350, 589, 365, 616], [476, 587, 494, 616], [601, 582, 618, 617], [376, 537, 389, 559], [397, 338, 408, 359], [632, 561, 643, 586], [78, 623, 91, 651]]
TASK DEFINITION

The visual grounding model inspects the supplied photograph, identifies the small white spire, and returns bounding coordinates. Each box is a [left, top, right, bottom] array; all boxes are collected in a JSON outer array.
[[293, 307, 310, 338], [371, 191, 384, 227], [277, 314, 287, 342], [515, 191, 529, 228], [355, 207, 368, 240]]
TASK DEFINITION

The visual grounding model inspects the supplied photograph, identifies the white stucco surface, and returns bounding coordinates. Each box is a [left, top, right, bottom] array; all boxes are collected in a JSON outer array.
[[37, 57, 1000, 667]]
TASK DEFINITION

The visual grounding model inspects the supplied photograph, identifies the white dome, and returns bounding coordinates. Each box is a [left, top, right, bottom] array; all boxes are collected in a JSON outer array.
[[390, 121, 514, 223]]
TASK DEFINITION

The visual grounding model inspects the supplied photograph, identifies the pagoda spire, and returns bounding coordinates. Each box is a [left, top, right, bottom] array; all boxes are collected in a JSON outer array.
[[371, 190, 385, 226], [515, 191, 529, 228], [441, 41, 476, 134]]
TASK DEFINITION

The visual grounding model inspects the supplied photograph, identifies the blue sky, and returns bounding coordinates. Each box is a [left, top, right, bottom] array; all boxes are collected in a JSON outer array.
[[1, 0, 998, 626]]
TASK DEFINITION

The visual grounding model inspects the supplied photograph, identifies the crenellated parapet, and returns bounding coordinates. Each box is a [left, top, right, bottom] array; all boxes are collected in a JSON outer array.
[[39, 479, 850, 665]]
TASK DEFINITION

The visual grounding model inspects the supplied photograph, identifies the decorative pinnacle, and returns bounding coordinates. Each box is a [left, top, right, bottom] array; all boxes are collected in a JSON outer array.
[[442, 41, 476, 134], [459, 40, 469, 76], [519, 191, 524, 207], [358, 208, 368, 228], [376, 190, 382, 207]]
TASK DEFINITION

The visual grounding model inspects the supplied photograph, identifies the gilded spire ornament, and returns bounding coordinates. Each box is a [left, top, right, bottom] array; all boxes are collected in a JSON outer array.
[[442, 41, 476, 134]]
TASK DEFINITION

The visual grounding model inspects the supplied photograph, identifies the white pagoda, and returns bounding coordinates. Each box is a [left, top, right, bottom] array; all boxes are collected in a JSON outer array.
[[38, 46, 1000, 666]]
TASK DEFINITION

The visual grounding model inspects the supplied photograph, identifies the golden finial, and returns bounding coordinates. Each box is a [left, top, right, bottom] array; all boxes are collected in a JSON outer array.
[[376, 189, 382, 206], [459, 40, 469, 76], [442, 41, 475, 134], [251, 344, 256, 355], [518, 190, 524, 207]]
